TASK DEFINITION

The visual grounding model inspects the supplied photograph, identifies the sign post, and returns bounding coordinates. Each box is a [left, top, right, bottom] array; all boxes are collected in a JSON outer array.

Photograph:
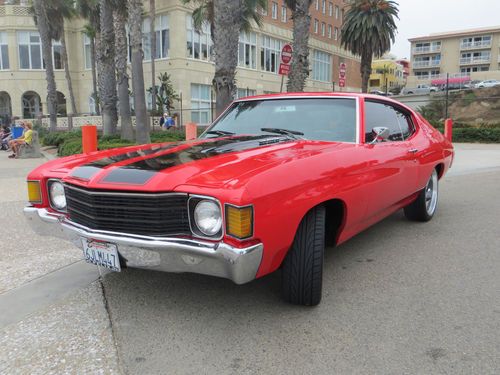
[[279, 44, 293, 92], [339, 62, 347, 90]]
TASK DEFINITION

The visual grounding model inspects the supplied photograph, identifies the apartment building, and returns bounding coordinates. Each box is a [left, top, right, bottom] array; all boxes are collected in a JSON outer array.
[[0, 0, 361, 124], [368, 58, 405, 92], [407, 26, 500, 87]]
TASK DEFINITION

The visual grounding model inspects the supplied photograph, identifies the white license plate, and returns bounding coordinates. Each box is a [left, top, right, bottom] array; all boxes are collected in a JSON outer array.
[[81, 238, 121, 272]]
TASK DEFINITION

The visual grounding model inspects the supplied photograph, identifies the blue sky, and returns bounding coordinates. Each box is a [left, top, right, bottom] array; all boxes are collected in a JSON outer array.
[[390, 0, 500, 59]]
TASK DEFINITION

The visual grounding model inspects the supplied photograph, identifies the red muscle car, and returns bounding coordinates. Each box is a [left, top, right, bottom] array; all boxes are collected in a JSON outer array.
[[24, 93, 454, 306]]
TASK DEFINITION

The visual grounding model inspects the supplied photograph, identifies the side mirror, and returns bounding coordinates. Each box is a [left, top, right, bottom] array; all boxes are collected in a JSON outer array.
[[370, 127, 390, 144]]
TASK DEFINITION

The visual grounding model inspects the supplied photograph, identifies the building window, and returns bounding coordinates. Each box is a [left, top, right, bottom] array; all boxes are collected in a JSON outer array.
[[236, 88, 256, 99], [335, 5, 340, 19], [271, 2, 278, 19], [315, 0, 319, 11], [260, 35, 283, 73], [238, 31, 257, 69], [18, 31, 42, 69], [52, 40, 63, 70], [261, 4, 268, 16], [191, 83, 212, 125], [186, 16, 212, 61], [328, 25, 332, 39], [83, 34, 92, 70], [321, 22, 326, 37], [0, 32, 9, 70], [334, 27, 339, 40], [328, 2, 333, 16], [281, 5, 287, 22], [314, 19, 319, 34], [311, 49, 331, 82], [322, 0, 326, 14], [143, 14, 169, 60]]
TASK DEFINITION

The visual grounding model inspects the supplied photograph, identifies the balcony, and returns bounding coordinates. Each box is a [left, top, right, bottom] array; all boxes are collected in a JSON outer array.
[[412, 60, 441, 69], [412, 45, 441, 55], [460, 40, 492, 50], [459, 56, 491, 65], [0, 3, 31, 17]]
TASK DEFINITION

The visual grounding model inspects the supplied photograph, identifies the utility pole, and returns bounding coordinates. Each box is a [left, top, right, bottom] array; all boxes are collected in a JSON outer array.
[[445, 73, 450, 119]]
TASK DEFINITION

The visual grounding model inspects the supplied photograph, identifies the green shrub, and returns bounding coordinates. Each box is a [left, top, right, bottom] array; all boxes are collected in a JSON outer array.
[[150, 131, 185, 143], [58, 139, 82, 156], [43, 130, 81, 147], [98, 140, 135, 150]]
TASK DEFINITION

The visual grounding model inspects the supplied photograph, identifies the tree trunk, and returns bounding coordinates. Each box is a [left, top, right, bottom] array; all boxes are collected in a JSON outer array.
[[60, 27, 77, 115], [90, 36, 100, 115], [361, 49, 372, 93], [287, 0, 311, 92], [114, 9, 134, 141], [98, 0, 118, 135], [128, 0, 150, 144], [32, 0, 57, 132], [150, 0, 157, 115], [212, 0, 242, 116]]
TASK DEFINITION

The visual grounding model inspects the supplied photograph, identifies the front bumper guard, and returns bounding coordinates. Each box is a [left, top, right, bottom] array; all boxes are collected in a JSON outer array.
[[24, 206, 263, 284]]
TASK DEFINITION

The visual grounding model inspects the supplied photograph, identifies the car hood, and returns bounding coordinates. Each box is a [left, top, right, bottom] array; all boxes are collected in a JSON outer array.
[[52, 135, 351, 193]]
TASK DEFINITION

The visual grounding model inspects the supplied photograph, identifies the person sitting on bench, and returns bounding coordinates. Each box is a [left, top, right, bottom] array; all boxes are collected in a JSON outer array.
[[8, 122, 33, 159]]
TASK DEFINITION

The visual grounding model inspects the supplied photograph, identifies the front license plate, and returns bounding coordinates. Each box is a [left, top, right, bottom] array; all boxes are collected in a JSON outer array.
[[82, 238, 121, 272]]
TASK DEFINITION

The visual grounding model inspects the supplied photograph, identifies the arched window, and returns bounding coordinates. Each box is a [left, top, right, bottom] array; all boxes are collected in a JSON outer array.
[[0, 92, 12, 125], [22, 91, 42, 119]]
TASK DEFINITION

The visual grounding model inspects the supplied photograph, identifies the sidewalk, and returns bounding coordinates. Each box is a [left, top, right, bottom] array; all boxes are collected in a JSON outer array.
[[0, 151, 120, 374]]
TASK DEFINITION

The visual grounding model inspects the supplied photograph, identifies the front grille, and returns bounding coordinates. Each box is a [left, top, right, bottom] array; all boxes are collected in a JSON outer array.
[[65, 184, 191, 236]]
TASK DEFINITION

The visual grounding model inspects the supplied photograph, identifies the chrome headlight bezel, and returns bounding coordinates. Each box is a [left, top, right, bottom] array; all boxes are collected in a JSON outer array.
[[47, 179, 67, 212], [188, 196, 223, 239]]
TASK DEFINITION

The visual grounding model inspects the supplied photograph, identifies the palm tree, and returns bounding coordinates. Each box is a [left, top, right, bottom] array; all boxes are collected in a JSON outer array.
[[113, 1, 134, 141], [284, 0, 313, 92], [340, 0, 398, 93], [183, 0, 267, 116], [128, 0, 150, 144], [31, 0, 57, 131], [98, 0, 118, 134], [82, 24, 100, 115], [77, 0, 100, 114], [149, 0, 157, 115]]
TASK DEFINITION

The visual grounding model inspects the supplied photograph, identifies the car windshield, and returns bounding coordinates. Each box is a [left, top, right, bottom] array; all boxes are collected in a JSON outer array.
[[202, 98, 358, 143]]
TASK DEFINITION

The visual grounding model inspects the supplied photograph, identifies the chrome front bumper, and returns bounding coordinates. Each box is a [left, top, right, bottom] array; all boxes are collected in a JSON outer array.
[[24, 206, 263, 284]]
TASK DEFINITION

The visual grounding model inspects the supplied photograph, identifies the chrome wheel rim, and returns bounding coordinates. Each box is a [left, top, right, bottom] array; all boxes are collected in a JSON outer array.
[[425, 170, 438, 216]]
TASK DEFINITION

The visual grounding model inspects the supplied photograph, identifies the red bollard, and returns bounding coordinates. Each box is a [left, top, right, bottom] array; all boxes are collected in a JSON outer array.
[[444, 118, 453, 142], [82, 124, 98, 153], [185, 122, 197, 141]]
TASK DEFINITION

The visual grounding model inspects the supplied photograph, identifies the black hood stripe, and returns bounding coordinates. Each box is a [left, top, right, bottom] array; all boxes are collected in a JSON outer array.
[[72, 135, 292, 185]]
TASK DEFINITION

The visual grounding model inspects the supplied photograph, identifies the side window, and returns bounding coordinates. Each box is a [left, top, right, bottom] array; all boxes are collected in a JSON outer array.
[[365, 101, 414, 142]]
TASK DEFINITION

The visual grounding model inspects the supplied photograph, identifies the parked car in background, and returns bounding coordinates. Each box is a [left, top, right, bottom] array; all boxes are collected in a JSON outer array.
[[401, 84, 439, 95], [369, 89, 393, 96], [24, 93, 454, 306], [475, 80, 500, 88]]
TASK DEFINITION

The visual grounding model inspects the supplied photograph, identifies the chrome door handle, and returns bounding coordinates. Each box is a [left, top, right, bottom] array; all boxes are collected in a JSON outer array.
[[408, 148, 418, 154]]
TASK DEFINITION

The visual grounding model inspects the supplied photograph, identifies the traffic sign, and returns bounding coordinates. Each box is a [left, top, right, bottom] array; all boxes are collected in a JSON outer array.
[[279, 63, 290, 76], [339, 78, 346, 88], [339, 62, 347, 79], [281, 44, 293, 64]]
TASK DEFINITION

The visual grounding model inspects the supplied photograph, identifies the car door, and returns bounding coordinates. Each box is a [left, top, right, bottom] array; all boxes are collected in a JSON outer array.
[[361, 100, 418, 218]]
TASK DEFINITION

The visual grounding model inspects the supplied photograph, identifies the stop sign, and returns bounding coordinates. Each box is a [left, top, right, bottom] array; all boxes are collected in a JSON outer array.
[[281, 44, 293, 64], [339, 62, 347, 78]]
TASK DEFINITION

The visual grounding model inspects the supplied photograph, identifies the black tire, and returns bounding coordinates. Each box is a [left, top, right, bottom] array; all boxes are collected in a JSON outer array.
[[404, 169, 439, 222], [282, 206, 325, 306]]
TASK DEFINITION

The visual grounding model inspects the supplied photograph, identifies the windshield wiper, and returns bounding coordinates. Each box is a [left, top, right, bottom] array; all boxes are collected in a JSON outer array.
[[205, 130, 235, 137], [261, 128, 304, 139]]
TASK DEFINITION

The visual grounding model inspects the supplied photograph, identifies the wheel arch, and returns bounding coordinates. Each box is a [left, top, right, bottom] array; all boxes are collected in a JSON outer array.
[[435, 162, 445, 179]]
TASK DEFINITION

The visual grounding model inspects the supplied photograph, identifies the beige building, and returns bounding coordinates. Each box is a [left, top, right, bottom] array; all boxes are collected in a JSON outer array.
[[407, 26, 500, 87], [0, 0, 361, 125]]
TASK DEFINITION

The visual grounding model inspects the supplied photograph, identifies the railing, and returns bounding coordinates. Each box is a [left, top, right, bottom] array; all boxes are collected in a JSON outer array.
[[413, 60, 441, 68], [459, 56, 491, 65], [0, 3, 31, 16], [412, 45, 441, 54], [460, 40, 492, 50], [38, 115, 163, 130]]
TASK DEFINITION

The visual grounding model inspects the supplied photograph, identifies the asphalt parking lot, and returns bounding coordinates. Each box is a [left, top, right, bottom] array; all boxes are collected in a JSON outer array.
[[0, 143, 499, 374]]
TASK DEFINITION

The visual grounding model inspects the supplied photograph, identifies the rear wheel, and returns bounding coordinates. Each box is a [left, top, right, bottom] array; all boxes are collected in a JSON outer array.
[[404, 169, 439, 222], [282, 206, 325, 306]]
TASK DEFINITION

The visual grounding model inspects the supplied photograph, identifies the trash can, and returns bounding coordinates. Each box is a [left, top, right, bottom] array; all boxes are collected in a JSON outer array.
[[12, 126, 24, 139]]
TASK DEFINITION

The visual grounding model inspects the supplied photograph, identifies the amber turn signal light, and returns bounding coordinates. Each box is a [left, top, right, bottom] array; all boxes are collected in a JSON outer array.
[[226, 205, 253, 239], [27, 180, 42, 204]]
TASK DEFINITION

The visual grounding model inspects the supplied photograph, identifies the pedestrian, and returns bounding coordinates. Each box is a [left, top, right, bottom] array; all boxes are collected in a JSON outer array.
[[8, 122, 33, 158], [159, 112, 175, 130]]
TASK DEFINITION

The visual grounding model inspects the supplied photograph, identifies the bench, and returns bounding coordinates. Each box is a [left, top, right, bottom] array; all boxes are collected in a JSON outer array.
[[17, 130, 42, 159]]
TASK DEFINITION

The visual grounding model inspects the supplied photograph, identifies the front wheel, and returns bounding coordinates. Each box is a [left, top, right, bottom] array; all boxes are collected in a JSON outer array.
[[282, 206, 325, 306], [404, 169, 439, 222]]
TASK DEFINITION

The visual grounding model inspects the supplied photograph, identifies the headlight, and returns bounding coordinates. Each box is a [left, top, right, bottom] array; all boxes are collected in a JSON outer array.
[[193, 200, 222, 236], [48, 180, 66, 211]]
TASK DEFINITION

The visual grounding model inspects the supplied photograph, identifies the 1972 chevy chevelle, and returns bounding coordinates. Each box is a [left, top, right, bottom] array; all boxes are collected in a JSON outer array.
[[24, 93, 454, 305]]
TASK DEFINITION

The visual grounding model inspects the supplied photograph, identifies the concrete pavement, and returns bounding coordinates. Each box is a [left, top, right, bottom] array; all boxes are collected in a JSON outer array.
[[0, 143, 499, 374]]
